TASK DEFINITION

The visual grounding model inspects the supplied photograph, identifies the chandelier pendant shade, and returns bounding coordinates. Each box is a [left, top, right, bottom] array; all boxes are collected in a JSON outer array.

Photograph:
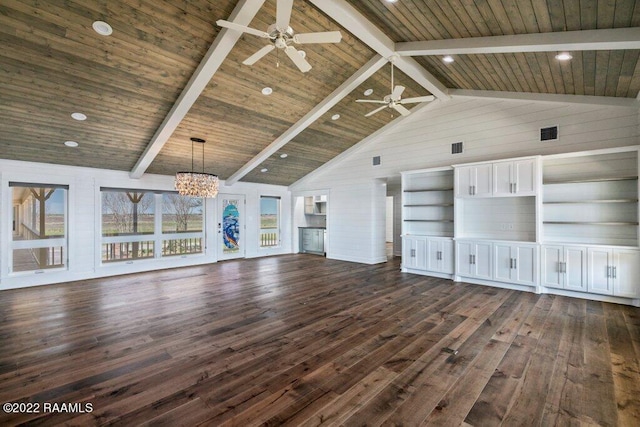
[[175, 137, 219, 198]]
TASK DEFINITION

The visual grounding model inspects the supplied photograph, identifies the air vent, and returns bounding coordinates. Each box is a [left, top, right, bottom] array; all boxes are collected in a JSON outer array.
[[451, 142, 463, 154], [372, 156, 381, 166], [540, 125, 559, 141]]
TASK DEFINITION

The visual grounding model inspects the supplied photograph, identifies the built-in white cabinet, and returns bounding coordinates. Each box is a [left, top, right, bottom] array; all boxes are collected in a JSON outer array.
[[401, 147, 639, 305], [493, 159, 537, 196], [427, 238, 454, 275], [455, 240, 492, 280], [402, 236, 453, 276], [402, 235, 427, 270], [455, 163, 492, 197], [456, 157, 538, 198], [587, 248, 640, 298], [493, 243, 537, 286], [541, 245, 587, 292]]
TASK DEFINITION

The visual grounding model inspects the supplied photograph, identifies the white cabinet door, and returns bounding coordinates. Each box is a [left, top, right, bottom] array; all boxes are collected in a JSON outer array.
[[456, 241, 473, 277], [493, 162, 513, 196], [475, 164, 493, 197], [441, 239, 455, 274], [493, 243, 513, 282], [564, 246, 587, 292], [588, 248, 613, 295], [474, 242, 493, 279], [542, 245, 563, 289], [403, 236, 427, 270], [514, 245, 536, 285], [613, 249, 640, 298], [513, 159, 536, 195]]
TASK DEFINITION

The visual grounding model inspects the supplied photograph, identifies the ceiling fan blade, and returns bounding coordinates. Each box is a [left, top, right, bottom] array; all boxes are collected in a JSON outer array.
[[365, 105, 388, 117], [355, 99, 387, 104], [284, 46, 312, 72], [276, 0, 294, 30], [294, 31, 342, 44], [400, 95, 436, 104], [243, 45, 275, 65], [216, 20, 270, 38], [392, 103, 411, 116], [391, 85, 405, 100]]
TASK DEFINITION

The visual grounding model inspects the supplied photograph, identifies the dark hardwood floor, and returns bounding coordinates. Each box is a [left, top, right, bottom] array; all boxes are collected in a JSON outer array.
[[0, 255, 639, 426]]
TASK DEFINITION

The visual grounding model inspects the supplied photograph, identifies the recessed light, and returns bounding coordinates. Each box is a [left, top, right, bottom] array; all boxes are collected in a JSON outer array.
[[260, 168, 268, 173], [280, 153, 288, 159], [384, 0, 399, 3], [364, 88, 374, 96], [71, 112, 87, 121], [443, 55, 454, 63], [64, 141, 79, 148], [555, 52, 573, 61], [298, 50, 306, 58], [92, 21, 113, 36], [262, 87, 273, 95], [331, 114, 340, 120]]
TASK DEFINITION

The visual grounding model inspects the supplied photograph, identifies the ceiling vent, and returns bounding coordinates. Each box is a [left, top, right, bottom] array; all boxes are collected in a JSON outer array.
[[540, 125, 559, 142], [372, 155, 381, 166], [451, 142, 463, 154]]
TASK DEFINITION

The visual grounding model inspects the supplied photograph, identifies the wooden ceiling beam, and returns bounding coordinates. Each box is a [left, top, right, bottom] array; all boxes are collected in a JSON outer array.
[[129, 0, 266, 179], [307, 0, 450, 100], [396, 28, 640, 56], [451, 89, 639, 108], [225, 54, 388, 185]]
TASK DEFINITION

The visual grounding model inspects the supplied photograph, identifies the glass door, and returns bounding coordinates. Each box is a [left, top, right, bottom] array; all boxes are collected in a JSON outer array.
[[217, 194, 245, 260]]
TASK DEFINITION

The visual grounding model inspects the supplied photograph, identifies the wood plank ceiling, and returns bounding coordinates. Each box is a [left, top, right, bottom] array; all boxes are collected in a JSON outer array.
[[1, 0, 639, 186]]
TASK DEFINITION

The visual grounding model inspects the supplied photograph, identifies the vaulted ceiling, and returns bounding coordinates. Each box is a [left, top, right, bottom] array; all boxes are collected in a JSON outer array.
[[2, 0, 639, 186]]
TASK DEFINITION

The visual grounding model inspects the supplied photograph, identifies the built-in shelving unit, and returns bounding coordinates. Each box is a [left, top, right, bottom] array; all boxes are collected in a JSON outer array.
[[542, 150, 639, 247], [402, 168, 454, 237]]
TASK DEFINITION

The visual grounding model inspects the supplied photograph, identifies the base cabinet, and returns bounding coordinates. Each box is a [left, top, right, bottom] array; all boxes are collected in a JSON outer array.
[[542, 245, 587, 292], [299, 228, 325, 255], [588, 248, 640, 298], [426, 238, 454, 274], [402, 236, 427, 271], [493, 243, 537, 286], [403, 236, 453, 276], [455, 241, 492, 280]]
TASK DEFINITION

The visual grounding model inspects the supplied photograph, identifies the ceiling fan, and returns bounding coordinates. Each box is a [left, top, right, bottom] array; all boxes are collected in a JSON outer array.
[[216, 0, 342, 73], [356, 59, 435, 117]]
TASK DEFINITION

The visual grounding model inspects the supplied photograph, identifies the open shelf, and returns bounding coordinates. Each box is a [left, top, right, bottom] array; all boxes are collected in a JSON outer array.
[[403, 188, 453, 193], [543, 199, 638, 204], [543, 176, 638, 185]]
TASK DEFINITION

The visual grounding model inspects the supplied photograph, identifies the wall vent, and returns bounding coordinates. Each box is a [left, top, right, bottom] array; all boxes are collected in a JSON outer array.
[[540, 125, 559, 141], [372, 155, 381, 166], [451, 142, 463, 154]]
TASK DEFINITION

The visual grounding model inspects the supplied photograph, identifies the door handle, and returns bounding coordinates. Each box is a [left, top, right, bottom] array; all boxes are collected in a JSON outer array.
[[510, 258, 513, 269], [411, 249, 415, 257], [513, 258, 517, 269], [613, 266, 617, 279], [469, 185, 473, 195], [607, 266, 611, 278], [472, 254, 476, 265]]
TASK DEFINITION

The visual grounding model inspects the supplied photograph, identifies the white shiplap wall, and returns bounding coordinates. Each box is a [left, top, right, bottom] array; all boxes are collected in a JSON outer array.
[[292, 97, 639, 264], [0, 159, 292, 290]]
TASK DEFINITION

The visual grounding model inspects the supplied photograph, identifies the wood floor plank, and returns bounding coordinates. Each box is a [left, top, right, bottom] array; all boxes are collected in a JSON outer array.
[[0, 255, 638, 426]]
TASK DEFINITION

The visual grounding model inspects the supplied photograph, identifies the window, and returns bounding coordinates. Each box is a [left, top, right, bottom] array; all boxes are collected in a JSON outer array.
[[162, 194, 203, 257], [11, 183, 67, 272], [101, 190, 155, 262], [260, 196, 280, 247], [100, 189, 205, 263]]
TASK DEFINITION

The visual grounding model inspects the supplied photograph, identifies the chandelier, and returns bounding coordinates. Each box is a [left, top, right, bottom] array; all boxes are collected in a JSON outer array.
[[175, 137, 219, 198]]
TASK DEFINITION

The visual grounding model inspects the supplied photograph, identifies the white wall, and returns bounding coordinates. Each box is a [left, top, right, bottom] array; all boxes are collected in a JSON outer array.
[[292, 97, 639, 264], [0, 159, 292, 290]]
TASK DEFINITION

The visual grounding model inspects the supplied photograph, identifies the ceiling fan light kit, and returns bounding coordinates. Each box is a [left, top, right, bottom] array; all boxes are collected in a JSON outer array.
[[216, 0, 342, 73]]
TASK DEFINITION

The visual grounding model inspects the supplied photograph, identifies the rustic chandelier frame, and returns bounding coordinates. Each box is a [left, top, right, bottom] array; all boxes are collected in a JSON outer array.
[[174, 137, 219, 198]]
